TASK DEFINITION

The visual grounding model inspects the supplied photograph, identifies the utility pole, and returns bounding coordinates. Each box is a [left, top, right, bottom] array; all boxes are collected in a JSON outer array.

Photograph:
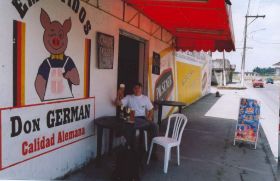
[[223, 51, 226, 86], [240, 14, 265, 87]]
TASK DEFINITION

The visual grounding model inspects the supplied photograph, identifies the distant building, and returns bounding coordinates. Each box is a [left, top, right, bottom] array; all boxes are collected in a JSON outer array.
[[272, 62, 280, 76], [211, 59, 236, 85], [245, 72, 259, 77], [233, 72, 259, 81]]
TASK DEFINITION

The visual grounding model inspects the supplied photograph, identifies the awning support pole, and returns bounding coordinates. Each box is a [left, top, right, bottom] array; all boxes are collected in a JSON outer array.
[[223, 51, 226, 86]]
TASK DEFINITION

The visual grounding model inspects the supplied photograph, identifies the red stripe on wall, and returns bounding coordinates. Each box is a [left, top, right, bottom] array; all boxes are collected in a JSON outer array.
[[88, 39, 91, 97], [17, 22, 22, 107], [87, 39, 89, 96], [84, 40, 87, 97], [20, 23, 26, 106], [84, 39, 91, 98], [87, 39, 91, 97], [13, 21, 26, 107]]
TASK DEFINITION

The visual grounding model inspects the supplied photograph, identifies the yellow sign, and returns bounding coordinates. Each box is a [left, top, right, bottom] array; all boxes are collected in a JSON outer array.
[[176, 61, 202, 104]]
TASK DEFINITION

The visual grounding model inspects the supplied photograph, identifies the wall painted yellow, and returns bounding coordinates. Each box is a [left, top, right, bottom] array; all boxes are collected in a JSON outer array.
[[148, 47, 174, 101], [176, 61, 202, 104]]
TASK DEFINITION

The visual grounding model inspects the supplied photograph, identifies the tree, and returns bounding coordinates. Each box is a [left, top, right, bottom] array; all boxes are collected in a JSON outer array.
[[253, 67, 275, 75]]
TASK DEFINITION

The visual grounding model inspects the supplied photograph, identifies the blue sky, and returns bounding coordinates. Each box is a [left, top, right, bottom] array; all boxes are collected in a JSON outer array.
[[212, 0, 280, 72]]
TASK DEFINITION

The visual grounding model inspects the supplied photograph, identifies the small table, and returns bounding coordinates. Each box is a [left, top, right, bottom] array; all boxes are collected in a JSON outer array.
[[94, 116, 151, 166], [154, 100, 187, 127], [95, 116, 123, 165]]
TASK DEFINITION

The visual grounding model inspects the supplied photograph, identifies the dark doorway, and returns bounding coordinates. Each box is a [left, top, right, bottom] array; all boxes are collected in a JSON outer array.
[[118, 34, 145, 95]]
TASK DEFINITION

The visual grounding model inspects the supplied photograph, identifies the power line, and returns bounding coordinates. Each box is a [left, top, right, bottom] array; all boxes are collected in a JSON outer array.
[[256, 0, 263, 14], [251, 0, 259, 15], [246, 34, 280, 45], [246, 0, 251, 15], [250, 38, 280, 45]]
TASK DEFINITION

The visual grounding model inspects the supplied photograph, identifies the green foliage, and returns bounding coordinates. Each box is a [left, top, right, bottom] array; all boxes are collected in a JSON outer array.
[[252, 66, 275, 75]]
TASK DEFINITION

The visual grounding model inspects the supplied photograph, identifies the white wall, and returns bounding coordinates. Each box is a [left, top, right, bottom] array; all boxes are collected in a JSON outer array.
[[0, 0, 214, 178], [0, 0, 172, 179]]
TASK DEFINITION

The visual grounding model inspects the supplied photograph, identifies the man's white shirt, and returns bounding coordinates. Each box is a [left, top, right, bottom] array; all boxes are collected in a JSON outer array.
[[121, 95, 153, 117]]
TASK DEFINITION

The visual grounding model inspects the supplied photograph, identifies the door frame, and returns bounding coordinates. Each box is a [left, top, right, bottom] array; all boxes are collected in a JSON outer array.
[[118, 29, 149, 95]]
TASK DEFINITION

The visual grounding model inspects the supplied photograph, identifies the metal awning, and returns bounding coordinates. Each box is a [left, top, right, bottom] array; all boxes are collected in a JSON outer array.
[[124, 0, 235, 52]]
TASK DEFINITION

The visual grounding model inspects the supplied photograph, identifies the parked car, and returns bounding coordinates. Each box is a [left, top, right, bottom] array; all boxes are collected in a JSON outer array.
[[266, 78, 274, 84], [253, 79, 264, 88]]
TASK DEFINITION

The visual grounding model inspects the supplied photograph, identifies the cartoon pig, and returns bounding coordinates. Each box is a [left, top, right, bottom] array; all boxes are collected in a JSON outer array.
[[35, 9, 80, 101]]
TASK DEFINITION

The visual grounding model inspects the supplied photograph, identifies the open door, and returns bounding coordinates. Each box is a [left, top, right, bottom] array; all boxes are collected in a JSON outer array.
[[117, 32, 147, 96]]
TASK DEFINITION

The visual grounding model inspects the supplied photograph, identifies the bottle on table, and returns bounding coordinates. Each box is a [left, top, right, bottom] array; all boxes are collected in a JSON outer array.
[[119, 105, 124, 119], [129, 110, 135, 122]]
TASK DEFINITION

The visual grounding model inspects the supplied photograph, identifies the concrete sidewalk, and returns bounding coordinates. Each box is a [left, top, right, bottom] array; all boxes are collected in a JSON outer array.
[[65, 93, 278, 181]]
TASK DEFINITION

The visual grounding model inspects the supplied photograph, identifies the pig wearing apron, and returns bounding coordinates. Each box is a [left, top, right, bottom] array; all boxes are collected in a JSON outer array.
[[35, 9, 80, 101]]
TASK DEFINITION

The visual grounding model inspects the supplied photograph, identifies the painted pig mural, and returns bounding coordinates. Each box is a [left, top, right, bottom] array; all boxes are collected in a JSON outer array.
[[35, 9, 80, 102]]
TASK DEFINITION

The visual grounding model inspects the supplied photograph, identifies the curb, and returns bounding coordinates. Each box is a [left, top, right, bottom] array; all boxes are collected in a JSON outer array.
[[259, 126, 279, 181], [217, 86, 247, 90]]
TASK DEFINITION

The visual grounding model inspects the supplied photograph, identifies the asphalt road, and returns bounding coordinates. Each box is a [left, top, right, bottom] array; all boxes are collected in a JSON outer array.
[[246, 81, 279, 116]]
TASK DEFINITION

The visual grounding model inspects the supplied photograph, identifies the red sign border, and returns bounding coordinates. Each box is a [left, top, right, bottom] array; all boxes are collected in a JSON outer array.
[[0, 97, 96, 171]]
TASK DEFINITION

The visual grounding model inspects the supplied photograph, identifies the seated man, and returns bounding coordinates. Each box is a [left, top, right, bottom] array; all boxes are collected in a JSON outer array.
[[116, 82, 158, 158]]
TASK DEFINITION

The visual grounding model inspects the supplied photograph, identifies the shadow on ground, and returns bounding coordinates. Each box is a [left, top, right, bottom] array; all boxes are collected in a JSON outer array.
[[65, 94, 277, 181]]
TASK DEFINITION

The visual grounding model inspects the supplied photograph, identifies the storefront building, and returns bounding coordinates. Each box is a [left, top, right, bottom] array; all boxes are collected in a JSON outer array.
[[272, 62, 280, 76], [0, 0, 234, 179]]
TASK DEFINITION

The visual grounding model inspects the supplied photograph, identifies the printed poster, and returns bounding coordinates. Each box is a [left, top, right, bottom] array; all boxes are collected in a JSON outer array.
[[234, 98, 260, 144]]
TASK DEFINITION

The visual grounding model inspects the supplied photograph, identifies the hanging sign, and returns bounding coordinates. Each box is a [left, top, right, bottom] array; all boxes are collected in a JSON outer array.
[[97, 32, 114, 69], [234, 98, 260, 149], [152, 52, 160, 75]]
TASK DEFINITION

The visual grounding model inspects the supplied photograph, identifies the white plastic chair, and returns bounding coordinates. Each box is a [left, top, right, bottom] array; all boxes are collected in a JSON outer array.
[[136, 130, 148, 152], [144, 131, 148, 152], [147, 113, 188, 173]]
